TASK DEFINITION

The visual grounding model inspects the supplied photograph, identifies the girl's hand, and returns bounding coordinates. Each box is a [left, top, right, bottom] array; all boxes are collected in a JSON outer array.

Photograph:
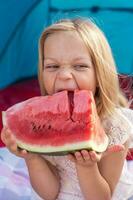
[[68, 150, 102, 167], [1, 127, 39, 160], [68, 145, 125, 167]]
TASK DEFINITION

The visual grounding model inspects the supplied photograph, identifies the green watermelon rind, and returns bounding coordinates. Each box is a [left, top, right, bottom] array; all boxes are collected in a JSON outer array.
[[16, 136, 109, 154]]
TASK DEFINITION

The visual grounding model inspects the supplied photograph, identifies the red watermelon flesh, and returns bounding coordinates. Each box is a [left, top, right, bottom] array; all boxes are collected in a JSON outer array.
[[2, 90, 108, 154]]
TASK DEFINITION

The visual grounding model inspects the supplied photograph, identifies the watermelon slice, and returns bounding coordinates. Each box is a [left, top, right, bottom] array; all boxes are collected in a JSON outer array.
[[2, 90, 108, 154]]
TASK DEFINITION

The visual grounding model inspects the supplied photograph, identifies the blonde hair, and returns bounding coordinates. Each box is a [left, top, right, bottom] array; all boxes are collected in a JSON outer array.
[[38, 18, 127, 119]]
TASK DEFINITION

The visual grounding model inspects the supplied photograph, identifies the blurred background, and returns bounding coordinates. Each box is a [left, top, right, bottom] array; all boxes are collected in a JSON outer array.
[[0, 0, 133, 146]]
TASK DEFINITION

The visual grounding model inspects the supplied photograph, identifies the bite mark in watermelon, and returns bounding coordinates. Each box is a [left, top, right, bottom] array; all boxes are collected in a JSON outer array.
[[2, 90, 108, 154]]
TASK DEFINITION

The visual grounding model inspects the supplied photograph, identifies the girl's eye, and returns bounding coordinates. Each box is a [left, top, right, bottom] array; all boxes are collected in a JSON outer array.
[[44, 65, 59, 71], [74, 65, 89, 70]]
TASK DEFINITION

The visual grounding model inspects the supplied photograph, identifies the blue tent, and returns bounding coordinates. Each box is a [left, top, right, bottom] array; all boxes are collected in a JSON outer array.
[[0, 0, 133, 89]]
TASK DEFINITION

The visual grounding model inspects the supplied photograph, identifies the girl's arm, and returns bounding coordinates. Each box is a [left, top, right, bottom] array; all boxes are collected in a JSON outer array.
[[68, 142, 128, 200], [25, 156, 60, 200], [76, 163, 111, 200]]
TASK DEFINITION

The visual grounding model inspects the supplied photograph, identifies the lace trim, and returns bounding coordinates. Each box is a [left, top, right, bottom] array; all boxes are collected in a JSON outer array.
[[102, 108, 133, 146]]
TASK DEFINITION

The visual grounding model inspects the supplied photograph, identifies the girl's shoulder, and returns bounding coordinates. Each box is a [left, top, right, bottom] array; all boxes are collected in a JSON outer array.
[[102, 108, 133, 146]]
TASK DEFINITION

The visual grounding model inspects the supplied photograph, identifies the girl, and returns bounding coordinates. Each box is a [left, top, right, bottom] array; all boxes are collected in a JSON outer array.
[[1, 18, 133, 200]]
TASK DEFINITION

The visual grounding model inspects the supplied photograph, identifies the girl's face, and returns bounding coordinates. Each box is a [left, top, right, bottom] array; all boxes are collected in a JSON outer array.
[[43, 31, 97, 95]]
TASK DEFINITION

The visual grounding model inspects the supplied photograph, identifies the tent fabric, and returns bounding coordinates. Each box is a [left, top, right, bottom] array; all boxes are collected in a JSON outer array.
[[0, 0, 133, 90], [0, 0, 49, 89]]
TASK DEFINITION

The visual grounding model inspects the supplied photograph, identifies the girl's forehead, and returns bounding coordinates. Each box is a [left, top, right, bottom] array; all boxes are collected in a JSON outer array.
[[43, 31, 91, 62], [44, 31, 81, 49]]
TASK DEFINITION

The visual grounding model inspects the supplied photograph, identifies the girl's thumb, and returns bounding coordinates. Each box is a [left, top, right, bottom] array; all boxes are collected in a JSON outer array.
[[103, 144, 125, 157]]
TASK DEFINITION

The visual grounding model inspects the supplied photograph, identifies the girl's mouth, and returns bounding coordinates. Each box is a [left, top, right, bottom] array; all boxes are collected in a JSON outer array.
[[56, 88, 78, 93]]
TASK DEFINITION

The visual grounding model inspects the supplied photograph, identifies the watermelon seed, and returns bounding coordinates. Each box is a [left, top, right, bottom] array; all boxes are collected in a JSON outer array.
[[31, 122, 38, 132], [38, 125, 41, 130], [42, 124, 45, 129], [48, 125, 51, 129]]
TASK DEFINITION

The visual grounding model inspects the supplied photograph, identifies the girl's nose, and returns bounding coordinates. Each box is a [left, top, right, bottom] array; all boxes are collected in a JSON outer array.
[[57, 67, 73, 80]]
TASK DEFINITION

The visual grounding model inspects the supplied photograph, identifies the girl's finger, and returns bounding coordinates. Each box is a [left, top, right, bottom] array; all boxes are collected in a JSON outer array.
[[5, 133, 17, 149], [75, 151, 84, 162], [9, 146, 28, 158], [81, 150, 91, 161], [89, 151, 102, 162], [20, 149, 29, 158], [1, 129, 13, 144], [3, 131, 22, 155], [67, 154, 75, 162], [1, 128, 8, 143], [103, 144, 125, 158], [107, 145, 125, 152]]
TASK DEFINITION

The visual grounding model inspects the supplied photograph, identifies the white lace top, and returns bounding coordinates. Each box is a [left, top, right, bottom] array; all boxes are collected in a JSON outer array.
[[32, 108, 133, 200]]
